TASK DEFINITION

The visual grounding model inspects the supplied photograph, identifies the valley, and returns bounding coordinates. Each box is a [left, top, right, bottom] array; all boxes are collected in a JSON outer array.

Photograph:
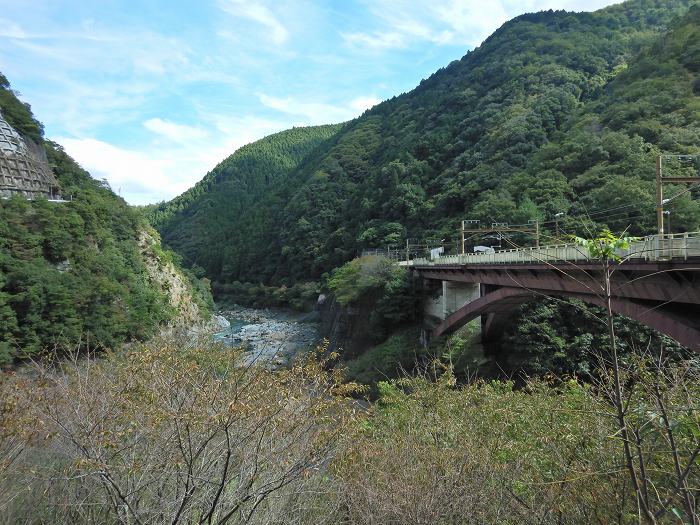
[[1, 0, 699, 522]]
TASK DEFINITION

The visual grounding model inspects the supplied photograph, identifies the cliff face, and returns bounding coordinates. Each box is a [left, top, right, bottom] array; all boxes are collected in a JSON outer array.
[[138, 229, 213, 333], [317, 294, 383, 359]]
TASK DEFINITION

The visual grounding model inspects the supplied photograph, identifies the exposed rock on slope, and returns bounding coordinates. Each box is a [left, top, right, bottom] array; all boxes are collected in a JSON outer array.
[[138, 229, 211, 331], [0, 72, 214, 364]]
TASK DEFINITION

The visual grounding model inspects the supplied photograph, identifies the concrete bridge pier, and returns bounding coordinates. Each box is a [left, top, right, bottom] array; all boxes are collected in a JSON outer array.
[[423, 280, 520, 343], [407, 230, 700, 352], [442, 281, 481, 320], [424, 280, 482, 331]]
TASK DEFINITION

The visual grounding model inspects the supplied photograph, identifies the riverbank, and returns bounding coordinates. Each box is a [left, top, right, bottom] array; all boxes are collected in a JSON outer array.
[[214, 305, 320, 368]]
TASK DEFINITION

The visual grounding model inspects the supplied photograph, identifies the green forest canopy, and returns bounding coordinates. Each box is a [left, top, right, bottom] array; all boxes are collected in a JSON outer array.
[[147, 0, 699, 377], [0, 76, 212, 365], [152, 1, 700, 290]]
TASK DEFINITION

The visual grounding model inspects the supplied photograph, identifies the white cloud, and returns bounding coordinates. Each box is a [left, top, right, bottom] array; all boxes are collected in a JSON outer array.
[[0, 18, 27, 39], [2, 0, 622, 206], [344, 0, 619, 50], [1, 22, 200, 138], [259, 94, 347, 124], [53, 96, 377, 204], [259, 93, 380, 124], [57, 137, 179, 203], [3, 22, 189, 75], [342, 31, 406, 50], [54, 96, 381, 205], [350, 96, 381, 112], [144, 118, 209, 143], [55, 114, 294, 205], [343, 0, 509, 50], [211, 114, 288, 140], [217, 0, 289, 44]]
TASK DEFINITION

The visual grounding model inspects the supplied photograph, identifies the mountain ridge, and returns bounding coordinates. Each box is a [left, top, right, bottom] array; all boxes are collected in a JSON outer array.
[[152, 0, 699, 294]]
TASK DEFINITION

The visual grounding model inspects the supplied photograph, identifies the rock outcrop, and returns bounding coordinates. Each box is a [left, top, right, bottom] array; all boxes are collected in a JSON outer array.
[[138, 228, 211, 332]]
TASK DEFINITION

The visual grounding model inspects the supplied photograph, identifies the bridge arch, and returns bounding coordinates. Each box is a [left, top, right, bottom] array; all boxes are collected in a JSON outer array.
[[431, 286, 700, 352]]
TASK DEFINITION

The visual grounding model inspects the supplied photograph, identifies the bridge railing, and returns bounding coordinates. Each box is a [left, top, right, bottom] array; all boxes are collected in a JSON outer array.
[[402, 231, 700, 266]]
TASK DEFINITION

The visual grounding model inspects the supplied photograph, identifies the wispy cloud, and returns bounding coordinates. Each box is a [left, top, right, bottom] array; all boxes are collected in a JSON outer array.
[[58, 114, 293, 204], [349, 96, 382, 112], [258, 93, 381, 124], [57, 137, 178, 203], [342, 0, 510, 50], [144, 118, 209, 143], [0, 18, 28, 39], [342, 31, 406, 50], [342, 0, 619, 50], [2, 0, 621, 204], [217, 0, 289, 44]]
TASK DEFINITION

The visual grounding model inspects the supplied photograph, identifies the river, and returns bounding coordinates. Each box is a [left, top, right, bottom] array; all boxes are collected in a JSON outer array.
[[212, 305, 320, 368]]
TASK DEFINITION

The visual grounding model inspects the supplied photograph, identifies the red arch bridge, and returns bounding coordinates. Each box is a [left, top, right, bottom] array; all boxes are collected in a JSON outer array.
[[401, 232, 700, 353]]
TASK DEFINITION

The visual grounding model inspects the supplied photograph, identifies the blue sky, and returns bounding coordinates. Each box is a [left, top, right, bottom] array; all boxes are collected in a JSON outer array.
[[0, 0, 619, 204]]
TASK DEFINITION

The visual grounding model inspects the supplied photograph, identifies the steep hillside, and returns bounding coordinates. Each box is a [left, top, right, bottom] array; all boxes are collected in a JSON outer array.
[[494, 4, 700, 369], [145, 124, 342, 281], [527, 3, 700, 233], [0, 75, 213, 365], [155, 0, 699, 292]]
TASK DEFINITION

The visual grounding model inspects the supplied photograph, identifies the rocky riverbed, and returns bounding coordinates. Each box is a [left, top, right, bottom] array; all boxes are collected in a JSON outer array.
[[213, 305, 320, 368]]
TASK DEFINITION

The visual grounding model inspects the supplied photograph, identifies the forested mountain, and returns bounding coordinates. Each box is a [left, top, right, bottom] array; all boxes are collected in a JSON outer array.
[[0, 74, 213, 365], [145, 125, 342, 276], [153, 0, 699, 294]]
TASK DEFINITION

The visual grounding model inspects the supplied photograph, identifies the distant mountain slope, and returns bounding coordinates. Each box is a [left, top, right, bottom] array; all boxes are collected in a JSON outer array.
[[154, 0, 698, 291], [0, 75, 213, 365], [145, 124, 342, 280], [527, 3, 700, 233]]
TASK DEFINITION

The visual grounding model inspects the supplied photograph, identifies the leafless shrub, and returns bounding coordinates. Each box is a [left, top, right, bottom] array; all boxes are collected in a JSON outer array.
[[595, 352, 700, 524], [0, 337, 358, 524], [327, 369, 626, 524], [2, 330, 697, 523]]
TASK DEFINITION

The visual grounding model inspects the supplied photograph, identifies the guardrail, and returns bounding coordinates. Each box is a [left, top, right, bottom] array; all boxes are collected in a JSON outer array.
[[401, 232, 700, 266]]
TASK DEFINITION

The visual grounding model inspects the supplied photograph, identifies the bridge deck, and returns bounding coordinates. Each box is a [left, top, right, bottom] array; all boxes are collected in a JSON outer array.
[[401, 232, 700, 267]]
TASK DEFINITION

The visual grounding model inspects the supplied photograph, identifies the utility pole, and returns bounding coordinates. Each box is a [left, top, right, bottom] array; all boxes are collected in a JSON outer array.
[[529, 219, 540, 248], [657, 155, 664, 236], [461, 220, 480, 254], [656, 154, 700, 237]]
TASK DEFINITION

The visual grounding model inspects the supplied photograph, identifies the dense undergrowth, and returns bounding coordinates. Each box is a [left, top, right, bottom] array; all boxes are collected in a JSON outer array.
[[323, 255, 691, 389], [1, 337, 698, 524]]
